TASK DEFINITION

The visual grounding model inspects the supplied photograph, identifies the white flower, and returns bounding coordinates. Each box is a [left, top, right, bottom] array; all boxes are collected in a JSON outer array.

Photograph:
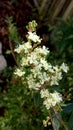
[[27, 74, 41, 90], [50, 76, 59, 86], [40, 89, 50, 98], [41, 89, 62, 110], [28, 32, 42, 43], [50, 71, 62, 86], [15, 42, 32, 54], [53, 66, 59, 72], [51, 91, 62, 106], [35, 46, 49, 56], [43, 98, 52, 109], [14, 68, 25, 77], [27, 53, 37, 64], [60, 63, 69, 73], [31, 66, 41, 78], [57, 72, 62, 80], [24, 42, 32, 53], [14, 44, 25, 53], [21, 57, 28, 66], [40, 58, 49, 70], [39, 72, 50, 84], [42, 46, 49, 55]]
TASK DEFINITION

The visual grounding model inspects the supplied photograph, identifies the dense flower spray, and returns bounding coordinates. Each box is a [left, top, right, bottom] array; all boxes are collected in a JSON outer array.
[[14, 20, 69, 127]]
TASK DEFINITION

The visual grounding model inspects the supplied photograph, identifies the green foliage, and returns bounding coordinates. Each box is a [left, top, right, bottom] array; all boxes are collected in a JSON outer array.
[[62, 103, 73, 113], [51, 18, 73, 55], [31, 0, 51, 25], [50, 18, 73, 94], [61, 103, 73, 130], [0, 79, 45, 130], [6, 17, 23, 66], [6, 17, 22, 43], [50, 18, 73, 130]]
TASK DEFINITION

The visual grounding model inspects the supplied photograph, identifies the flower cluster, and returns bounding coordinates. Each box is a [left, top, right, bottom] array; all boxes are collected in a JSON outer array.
[[40, 89, 62, 110], [14, 21, 69, 111]]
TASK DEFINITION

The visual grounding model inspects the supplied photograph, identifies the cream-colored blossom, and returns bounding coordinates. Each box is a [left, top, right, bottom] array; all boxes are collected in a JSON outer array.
[[60, 63, 69, 73], [50, 71, 62, 86], [27, 74, 41, 90], [40, 89, 62, 110], [28, 32, 41, 43], [50, 76, 59, 86], [39, 72, 50, 84], [43, 98, 52, 109], [14, 42, 32, 54], [50, 91, 62, 105], [40, 58, 49, 70], [14, 44, 25, 53], [27, 53, 37, 64], [14, 68, 25, 77], [53, 66, 59, 72], [35, 46, 49, 56], [14, 21, 68, 113], [21, 57, 28, 66], [57, 71, 62, 81], [24, 42, 32, 53], [40, 89, 50, 98]]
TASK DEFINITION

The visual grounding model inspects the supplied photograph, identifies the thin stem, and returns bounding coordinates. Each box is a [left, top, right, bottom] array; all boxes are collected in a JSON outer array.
[[9, 40, 19, 66], [48, 110, 55, 130], [59, 118, 69, 130]]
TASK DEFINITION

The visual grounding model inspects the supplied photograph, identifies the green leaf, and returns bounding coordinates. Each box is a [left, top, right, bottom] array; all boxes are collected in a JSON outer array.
[[62, 103, 73, 113], [65, 34, 73, 39], [33, 92, 42, 108], [69, 112, 73, 130], [52, 116, 60, 130]]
